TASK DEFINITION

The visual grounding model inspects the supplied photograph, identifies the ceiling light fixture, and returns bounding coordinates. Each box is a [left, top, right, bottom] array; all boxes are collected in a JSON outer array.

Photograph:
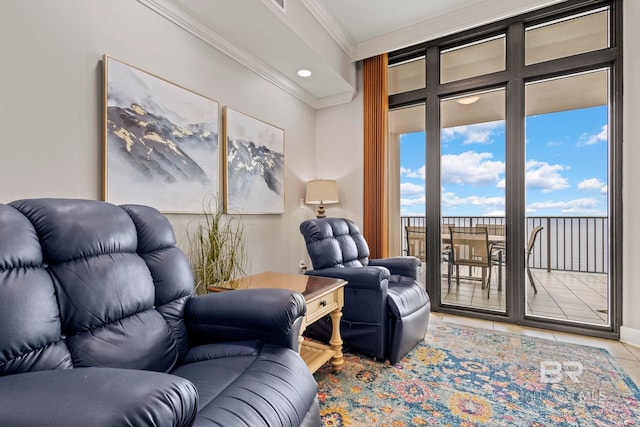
[[457, 95, 480, 105], [297, 69, 312, 78]]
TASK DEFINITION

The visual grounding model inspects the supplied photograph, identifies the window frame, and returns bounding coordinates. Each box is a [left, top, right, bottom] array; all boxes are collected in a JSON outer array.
[[387, 0, 622, 338]]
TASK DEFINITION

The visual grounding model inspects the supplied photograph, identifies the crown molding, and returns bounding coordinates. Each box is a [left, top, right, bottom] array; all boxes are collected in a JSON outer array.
[[301, 0, 356, 59], [136, 0, 345, 109], [314, 90, 356, 109]]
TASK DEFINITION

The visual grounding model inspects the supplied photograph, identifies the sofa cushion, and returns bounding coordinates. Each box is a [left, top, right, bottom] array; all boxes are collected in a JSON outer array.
[[172, 341, 317, 427], [121, 204, 194, 361], [0, 367, 198, 427], [8, 199, 183, 372], [0, 204, 73, 375]]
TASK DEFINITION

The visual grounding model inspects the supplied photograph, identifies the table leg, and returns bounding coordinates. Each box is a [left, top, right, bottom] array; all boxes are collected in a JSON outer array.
[[297, 321, 307, 354], [329, 308, 343, 371]]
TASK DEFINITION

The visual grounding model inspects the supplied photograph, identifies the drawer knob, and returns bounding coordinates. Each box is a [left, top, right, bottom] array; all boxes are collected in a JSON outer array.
[[320, 300, 327, 307]]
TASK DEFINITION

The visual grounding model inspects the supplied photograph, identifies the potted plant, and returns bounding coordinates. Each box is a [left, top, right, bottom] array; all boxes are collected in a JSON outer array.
[[188, 196, 247, 295]]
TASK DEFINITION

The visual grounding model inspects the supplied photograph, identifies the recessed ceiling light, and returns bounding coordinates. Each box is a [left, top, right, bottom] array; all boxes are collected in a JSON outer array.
[[297, 69, 312, 78], [457, 95, 480, 105]]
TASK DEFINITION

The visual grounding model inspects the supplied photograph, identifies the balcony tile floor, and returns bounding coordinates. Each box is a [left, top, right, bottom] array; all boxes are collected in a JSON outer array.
[[424, 264, 609, 325]]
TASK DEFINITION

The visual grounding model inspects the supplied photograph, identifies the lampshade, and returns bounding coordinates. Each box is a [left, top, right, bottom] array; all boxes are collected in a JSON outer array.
[[305, 179, 339, 204], [305, 179, 339, 218]]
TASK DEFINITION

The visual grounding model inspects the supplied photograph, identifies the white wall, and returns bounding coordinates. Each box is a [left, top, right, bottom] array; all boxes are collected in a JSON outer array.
[[621, 0, 640, 344], [0, 0, 316, 274], [314, 65, 364, 226]]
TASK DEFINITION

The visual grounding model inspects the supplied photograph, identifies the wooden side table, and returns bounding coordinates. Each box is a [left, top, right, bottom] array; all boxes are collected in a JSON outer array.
[[208, 271, 346, 373]]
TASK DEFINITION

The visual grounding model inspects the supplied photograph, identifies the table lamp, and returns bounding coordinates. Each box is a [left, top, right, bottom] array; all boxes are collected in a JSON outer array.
[[305, 179, 339, 218]]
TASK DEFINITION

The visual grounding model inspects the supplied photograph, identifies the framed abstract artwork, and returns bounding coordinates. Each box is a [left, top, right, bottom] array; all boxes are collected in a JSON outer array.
[[223, 107, 285, 214], [103, 55, 219, 213]]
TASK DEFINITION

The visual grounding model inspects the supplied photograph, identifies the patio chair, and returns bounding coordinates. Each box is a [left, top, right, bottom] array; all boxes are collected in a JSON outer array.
[[476, 224, 506, 290], [406, 225, 452, 281], [483, 224, 506, 236], [448, 226, 502, 298], [526, 226, 544, 294], [405, 225, 426, 261]]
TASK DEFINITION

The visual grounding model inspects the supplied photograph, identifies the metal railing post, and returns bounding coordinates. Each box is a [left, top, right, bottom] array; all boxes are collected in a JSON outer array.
[[546, 217, 551, 272]]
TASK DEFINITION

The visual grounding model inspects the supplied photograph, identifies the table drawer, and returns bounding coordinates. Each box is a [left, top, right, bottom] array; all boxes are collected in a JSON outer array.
[[306, 291, 339, 323]]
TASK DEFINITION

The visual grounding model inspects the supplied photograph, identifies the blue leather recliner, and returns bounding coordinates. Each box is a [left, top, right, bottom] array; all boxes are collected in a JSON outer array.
[[0, 198, 320, 427], [300, 218, 431, 364]]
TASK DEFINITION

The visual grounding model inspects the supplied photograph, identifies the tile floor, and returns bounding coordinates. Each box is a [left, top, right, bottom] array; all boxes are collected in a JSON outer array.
[[528, 270, 608, 324], [431, 265, 609, 325], [432, 312, 640, 388]]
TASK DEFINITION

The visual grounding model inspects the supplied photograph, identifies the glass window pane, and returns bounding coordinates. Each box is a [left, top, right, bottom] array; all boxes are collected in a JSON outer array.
[[525, 70, 610, 326], [389, 57, 425, 95], [390, 105, 426, 276], [441, 36, 505, 84], [525, 9, 609, 65], [440, 89, 506, 312]]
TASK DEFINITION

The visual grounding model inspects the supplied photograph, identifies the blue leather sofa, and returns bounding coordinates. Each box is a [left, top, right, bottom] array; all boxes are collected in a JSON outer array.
[[0, 199, 320, 427], [300, 218, 430, 365]]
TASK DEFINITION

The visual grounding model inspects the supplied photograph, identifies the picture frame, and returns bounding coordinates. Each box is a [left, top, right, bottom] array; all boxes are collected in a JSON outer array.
[[223, 107, 285, 214], [103, 55, 219, 213]]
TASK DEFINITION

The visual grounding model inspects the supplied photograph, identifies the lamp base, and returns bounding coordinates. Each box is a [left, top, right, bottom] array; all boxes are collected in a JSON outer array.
[[316, 204, 326, 218]]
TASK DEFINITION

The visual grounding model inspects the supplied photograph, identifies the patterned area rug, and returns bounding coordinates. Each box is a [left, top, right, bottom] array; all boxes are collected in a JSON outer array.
[[315, 321, 640, 426]]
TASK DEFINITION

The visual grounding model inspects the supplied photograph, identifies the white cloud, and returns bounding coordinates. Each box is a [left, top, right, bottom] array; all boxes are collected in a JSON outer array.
[[578, 178, 605, 192], [441, 120, 504, 145], [401, 208, 425, 216], [527, 198, 603, 215], [578, 124, 608, 147], [484, 210, 506, 217], [400, 196, 425, 207], [400, 182, 424, 196], [441, 188, 504, 214], [525, 160, 569, 192], [600, 185, 608, 195], [401, 165, 425, 179], [467, 196, 505, 210], [442, 190, 466, 208], [441, 151, 504, 186]]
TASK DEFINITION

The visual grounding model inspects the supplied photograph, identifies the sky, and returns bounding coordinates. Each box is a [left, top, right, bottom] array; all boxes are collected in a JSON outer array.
[[399, 105, 609, 218]]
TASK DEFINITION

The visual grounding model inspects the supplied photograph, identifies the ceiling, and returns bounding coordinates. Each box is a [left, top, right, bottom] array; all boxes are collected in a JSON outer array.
[[318, 0, 487, 44], [138, 0, 566, 109]]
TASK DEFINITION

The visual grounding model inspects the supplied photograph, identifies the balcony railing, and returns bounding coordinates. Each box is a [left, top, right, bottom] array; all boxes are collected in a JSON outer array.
[[401, 216, 608, 274]]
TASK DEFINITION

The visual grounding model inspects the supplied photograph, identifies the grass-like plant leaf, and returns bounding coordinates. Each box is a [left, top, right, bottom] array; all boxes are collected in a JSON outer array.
[[188, 196, 247, 295]]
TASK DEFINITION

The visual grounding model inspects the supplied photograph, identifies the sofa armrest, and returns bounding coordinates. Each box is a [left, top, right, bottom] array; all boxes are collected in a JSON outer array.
[[305, 266, 390, 291], [0, 367, 197, 427], [369, 256, 420, 279], [185, 288, 306, 351]]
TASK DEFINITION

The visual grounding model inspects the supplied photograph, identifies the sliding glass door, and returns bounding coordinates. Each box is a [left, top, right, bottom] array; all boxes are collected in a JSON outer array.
[[389, 104, 426, 283], [525, 70, 610, 326], [440, 89, 506, 312]]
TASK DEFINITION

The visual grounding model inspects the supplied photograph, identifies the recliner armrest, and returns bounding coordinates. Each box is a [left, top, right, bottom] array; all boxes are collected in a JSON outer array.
[[369, 256, 421, 279], [185, 288, 306, 351], [0, 367, 197, 427], [306, 266, 390, 291]]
